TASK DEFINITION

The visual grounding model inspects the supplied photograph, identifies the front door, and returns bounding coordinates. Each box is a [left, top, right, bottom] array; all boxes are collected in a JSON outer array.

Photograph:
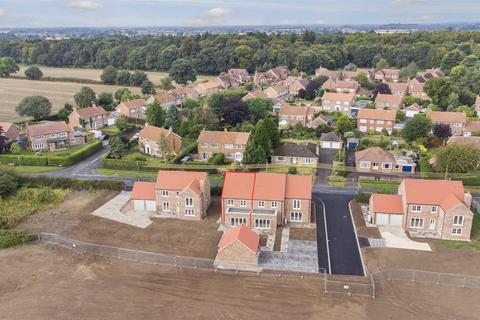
[[145, 145, 151, 155], [291, 157, 297, 164], [429, 219, 436, 230]]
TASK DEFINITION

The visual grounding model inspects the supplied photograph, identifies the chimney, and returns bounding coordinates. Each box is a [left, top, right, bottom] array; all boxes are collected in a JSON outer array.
[[464, 193, 473, 208], [316, 144, 320, 156], [168, 127, 173, 134], [224, 127, 228, 132]]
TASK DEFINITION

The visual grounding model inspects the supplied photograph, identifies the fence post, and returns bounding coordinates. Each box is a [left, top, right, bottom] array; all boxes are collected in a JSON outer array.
[[437, 273, 440, 285], [371, 275, 376, 300], [412, 270, 416, 282], [323, 269, 328, 294]]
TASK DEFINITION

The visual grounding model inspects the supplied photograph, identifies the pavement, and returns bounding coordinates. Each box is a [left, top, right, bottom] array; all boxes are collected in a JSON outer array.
[[378, 226, 431, 251], [314, 190, 365, 276], [258, 240, 319, 273]]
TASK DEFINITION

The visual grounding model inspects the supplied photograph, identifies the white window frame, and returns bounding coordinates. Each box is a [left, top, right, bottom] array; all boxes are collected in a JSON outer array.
[[411, 205, 422, 212], [410, 218, 424, 228], [184, 208, 195, 216], [271, 201, 278, 209], [258, 201, 265, 208], [231, 217, 247, 227], [453, 215, 464, 226], [431, 206, 437, 213], [452, 228, 462, 235], [290, 212, 303, 222], [162, 202, 170, 212], [240, 200, 247, 207], [255, 219, 271, 230], [293, 199, 301, 210], [360, 161, 371, 169], [185, 197, 193, 207], [227, 199, 234, 206], [162, 190, 169, 197]]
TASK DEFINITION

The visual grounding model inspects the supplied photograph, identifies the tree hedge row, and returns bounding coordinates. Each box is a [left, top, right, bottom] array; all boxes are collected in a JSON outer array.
[[18, 175, 124, 191]]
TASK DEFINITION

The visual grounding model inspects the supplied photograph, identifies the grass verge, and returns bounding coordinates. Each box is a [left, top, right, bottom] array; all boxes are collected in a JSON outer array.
[[13, 166, 61, 173], [358, 179, 400, 193]]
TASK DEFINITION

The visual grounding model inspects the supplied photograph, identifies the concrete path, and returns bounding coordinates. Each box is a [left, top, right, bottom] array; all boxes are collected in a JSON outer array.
[[91, 191, 153, 228], [378, 226, 431, 251]]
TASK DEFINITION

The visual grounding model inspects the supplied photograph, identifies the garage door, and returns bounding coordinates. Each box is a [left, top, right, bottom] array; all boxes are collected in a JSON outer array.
[[321, 141, 331, 149], [376, 213, 390, 225], [133, 200, 145, 211], [376, 213, 403, 226], [331, 142, 341, 149], [390, 215, 403, 226], [145, 200, 157, 212]]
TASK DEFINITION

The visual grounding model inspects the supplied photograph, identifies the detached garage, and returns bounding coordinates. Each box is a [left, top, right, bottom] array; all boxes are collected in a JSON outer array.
[[369, 194, 404, 226], [319, 132, 343, 149], [131, 181, 157, 212]]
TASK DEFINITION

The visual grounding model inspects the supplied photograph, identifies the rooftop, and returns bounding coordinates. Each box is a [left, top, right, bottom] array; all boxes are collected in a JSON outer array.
[[218, 225, 260, 254]]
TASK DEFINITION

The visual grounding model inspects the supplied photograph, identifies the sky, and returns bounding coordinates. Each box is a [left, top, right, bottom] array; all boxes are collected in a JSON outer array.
[[0, 0, 479, 28]]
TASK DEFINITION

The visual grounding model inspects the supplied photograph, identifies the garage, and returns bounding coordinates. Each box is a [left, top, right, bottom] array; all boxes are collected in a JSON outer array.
[[319, 132, 343, 149], [370, 194, 404, 226], [375, 213, 403, 226], [130, 181, 157, 212]]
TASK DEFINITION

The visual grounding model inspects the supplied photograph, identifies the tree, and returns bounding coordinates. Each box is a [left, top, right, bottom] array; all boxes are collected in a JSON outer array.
[[335, 115, 354, 135], [399, 62, 418, 80], [246, 98, 272, 122], [141, 80, 156, 95], [424, 78, 454, 110], [9, 142, 21, 154], [57, 108, 71, 121], [98, 92, 115, 111], [114, 117, 131, 133], [208, 92, 229, 121], [440, 49, 465, 73], [353, 72, 374, 90], [375, 58, 389, 70], [100, 66, 118, 84], [158, 133, 172, 162], [437, 144, 480, 173], [16, 96, 52, 120], [74, 87, 96, 108], [344, 63, 357, 71], [0, 126, 6, 153], [130, 71, 148, 86], [304, 80, 321, 100], [373, 82, 392, 98], [169, 58, 196, 85], [0, 57, 19, 77], [159, 77, 175, 90], [146, 101, 166, 127], [164, 105, 180, 132], [223, 96, 249, 126], [209, 153, 225, 165], [243, 141, 266, 164], [116, 70, 131, 85], [108, 137, 128, 159], [432, 123, 452, 140], [115, 88, 131, 102], [0, 166, 18, 197], [253, 118, 279, 156], [24, 66, 43, 80], [401, 114, 432, 142]]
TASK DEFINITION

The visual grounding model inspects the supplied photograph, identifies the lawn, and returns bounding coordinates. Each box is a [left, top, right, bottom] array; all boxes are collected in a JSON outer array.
[[442, 210, 480, 252], [358, 179, 400, 193], [16, 142, 96, 157], [13, 166, 61, 174], [266, 166, 315, 175], [280, 138, 319, 145]]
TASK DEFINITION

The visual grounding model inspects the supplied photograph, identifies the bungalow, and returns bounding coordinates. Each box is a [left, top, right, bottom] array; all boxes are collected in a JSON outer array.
[[388, 82, 409, 96], [375, 94, 404, 110], [68, 106, 109, 130], [194, 80, 224, 96], [427, 111, 466, 136], [357, 108, 396, 134], [115, 99, 146, 118], [138, 125, 182, 158], [369, 179, 473, 241], [242, 90, 267, 101], [321, 92, 356, 116], [214, 225, 260, 271], [197, 129, 250, 163], [355, 147, 415, 174], [271, 142, 319, 166], [319, 132, 343, 149], [221, 172, 312, 233], [404, 103, 423, 118], [463, 121, 480, 137], [374, 68, 401, 82], [0, 122, 20, 143], [264, 84, 291, 100], [26, 121, 86, 152], [130, 170, 211, 220], [278, 105, 315, 128]]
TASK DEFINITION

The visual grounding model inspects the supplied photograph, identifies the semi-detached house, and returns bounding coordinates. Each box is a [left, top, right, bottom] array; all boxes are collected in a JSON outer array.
[[68, 106, 109, 129], [357, 108, 396, 134], [197, 129, 250, 163], [427, 111, 466, 136], [321, 92, 356, 116], [221, 172, 312, 233]]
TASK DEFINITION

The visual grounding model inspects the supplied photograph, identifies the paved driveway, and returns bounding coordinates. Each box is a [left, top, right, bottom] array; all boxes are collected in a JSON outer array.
[[314, 191, 365, 276]]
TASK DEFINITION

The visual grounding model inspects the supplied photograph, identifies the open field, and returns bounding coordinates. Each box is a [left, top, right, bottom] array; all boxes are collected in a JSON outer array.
[[18, 65, 215, 86], [0, 78, 141, 121]]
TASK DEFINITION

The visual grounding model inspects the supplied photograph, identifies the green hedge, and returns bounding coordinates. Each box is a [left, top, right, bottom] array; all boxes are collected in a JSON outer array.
[[459, 176, 480, 186], [18, 176, 124, 191], [101, 158, 218, 174], [0, 229, 38, 248], [0, 154, 48, 166], [172, 143, 198, 164]]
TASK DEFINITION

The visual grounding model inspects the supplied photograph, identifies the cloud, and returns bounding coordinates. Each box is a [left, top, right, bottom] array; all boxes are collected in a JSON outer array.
[[185, 7, 232, 25], [65, 1, 104, 11], [0, 9, 7, 19], [406, 15, 438, 22], [392, 0, 430, 5]]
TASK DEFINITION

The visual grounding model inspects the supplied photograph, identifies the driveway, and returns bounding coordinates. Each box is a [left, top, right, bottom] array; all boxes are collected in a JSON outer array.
[[316, 148, 337, 184], [378, 226, 431, 251], [314, 191, 365, 276]]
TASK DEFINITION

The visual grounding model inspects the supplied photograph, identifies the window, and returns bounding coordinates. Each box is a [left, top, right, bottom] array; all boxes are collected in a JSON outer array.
[[201, 143, 208, 147], [304, 158, 313, 164], [271, 201, 278, 209], [210, 143, 218, 148], [360, 161, 371, 169], [184, 209, 195, 216], [359, 119, 367, 123], [231, 217, 247, 226], [412, 205, 421, 212], [453, 216, 464, 226], [227, 199, 234, 206], [240, 200, 247, 207], [162, 202, 170, 212], [382, 163, 391, 169], [410, 218, 424, 228], [185, 197, 193, 207], [452, 228, 462, 235], [235, 144, 243, 150], [162, 190, 169, 197], [376, 120, 384, 125], [293, 199, 301, 210], [453, 123, 462, 128], [34, 143, 45, 150], [277, 156, 285, 161], [258, 201, 265, 208], [225, 153, 234, 158], [50, 134, 56, 138], [225, 144, 234, 149], [59, 132, 67, 137], [36, 135, 44, 140], [255, 219, 271, 229], [431, 206, 437, 213], [290, 212, 303, 222]]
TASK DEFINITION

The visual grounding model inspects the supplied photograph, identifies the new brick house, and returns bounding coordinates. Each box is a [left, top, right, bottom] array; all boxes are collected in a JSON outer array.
[[197, 129, 250, 163], [68, 106, 109, 129], [138, 125, 182, 158], [0, 122, 20, 143], [357, 108, 396, 134], [369, 179, 473, 241], [355, 147, 415, 174], [26, 121, 86, 152], [321, 92, 356, 115], [375, 94, 404, 110], [221, 172, 312, 233], [278, 105, 315, 128], [115, 99, 146, 118], [374, 68, 401, 82], [427, 111, 466, 136], [271, 142, 319, 166], [130, 170, 211, 220]]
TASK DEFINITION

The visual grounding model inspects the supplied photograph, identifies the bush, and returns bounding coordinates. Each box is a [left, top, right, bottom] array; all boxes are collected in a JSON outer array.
[[172, 144, 197, 164], [355, 192, 371, 203], [130, 154, 147, 162], [0, 166, 18, 197], [209, 153, 225, 165], [18, 176, 124, 191], [47, 141, 103, 166], [288, 166, 297, 174], [0, 229, 37, 248]]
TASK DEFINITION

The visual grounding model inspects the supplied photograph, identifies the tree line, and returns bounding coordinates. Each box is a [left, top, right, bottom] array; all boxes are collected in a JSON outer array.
[[1, 30, 479, 75]]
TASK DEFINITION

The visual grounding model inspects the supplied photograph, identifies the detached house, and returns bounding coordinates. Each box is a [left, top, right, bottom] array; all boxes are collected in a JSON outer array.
[[253, 66, 289, 86], [322, 79, 359, 94], [355, 147, 415, 175], [264, 84, 290, 100], [288, 79, 310, 96], [321, 92, 356, 115], [146, 92, 178, 110], [271, 142, 319, 166], [388, 82, 409, 96], [227, 68, 251, 85], [138, 125, 182, 158], [194, 80, 224, 96], [27, 121, 86, 152], [408, 77, 430, 100], [115, 99, 146, 118], [130, 170, 211, 220], [242, 90, 267, 101], [370, 179, 473, 241], [404, 103, 423, 118], [0, 122, 20, 143], [221, 172, 312, 233], [357, 109, 396, 134], [68, 106, 109, 129], [197, 129, 250, 163], [278, 105, 315, 128], [375, 94, 404, 110], [215, 225, 260, 271], [374, 68, 401, 82], [427, 111, 466, 136]]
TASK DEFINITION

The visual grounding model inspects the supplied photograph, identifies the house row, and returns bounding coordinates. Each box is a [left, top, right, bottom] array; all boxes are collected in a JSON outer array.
[[315, 67, 374, 82]]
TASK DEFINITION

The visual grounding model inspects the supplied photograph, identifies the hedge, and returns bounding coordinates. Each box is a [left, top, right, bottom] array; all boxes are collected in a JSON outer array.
[[0, 154, 48, 166], [18, 175, 124, 191], [172, 143, 198, 164], [0, 229, 38, 248], [101, 158, 218, 174]]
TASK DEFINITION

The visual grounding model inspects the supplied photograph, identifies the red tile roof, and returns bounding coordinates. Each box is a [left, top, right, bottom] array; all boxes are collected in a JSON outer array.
[[119, 99, 145, 109], [155, 170, 208, 192], [197, 130, 250, 145], [403, 179, 465, 211], [357, 108, 396, 121], [27, 121, 71, 137], [427, 111, 466, 124], [75, 106, 108, 118], [218, 225, 259, 253], [371, 194, 403, 214], [131, 182, 156, 200]]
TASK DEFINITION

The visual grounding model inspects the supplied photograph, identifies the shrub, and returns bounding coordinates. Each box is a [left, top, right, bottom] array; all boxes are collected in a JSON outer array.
[[209, 153, 225, 165], [17, 176, 124, 191], [0, 229, 37, 248], [0, 166, 18, 197], [355, 192, 371, 203], [288, 166, 297, 174], [9, 142, 21, 154], [130, 154, 147, 162], [37, 187, 57, 203]]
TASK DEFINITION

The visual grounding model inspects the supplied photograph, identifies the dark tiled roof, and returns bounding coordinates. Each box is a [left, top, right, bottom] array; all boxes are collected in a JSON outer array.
[[320, 132, 342, 142], [273, 142, 318, 158]]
